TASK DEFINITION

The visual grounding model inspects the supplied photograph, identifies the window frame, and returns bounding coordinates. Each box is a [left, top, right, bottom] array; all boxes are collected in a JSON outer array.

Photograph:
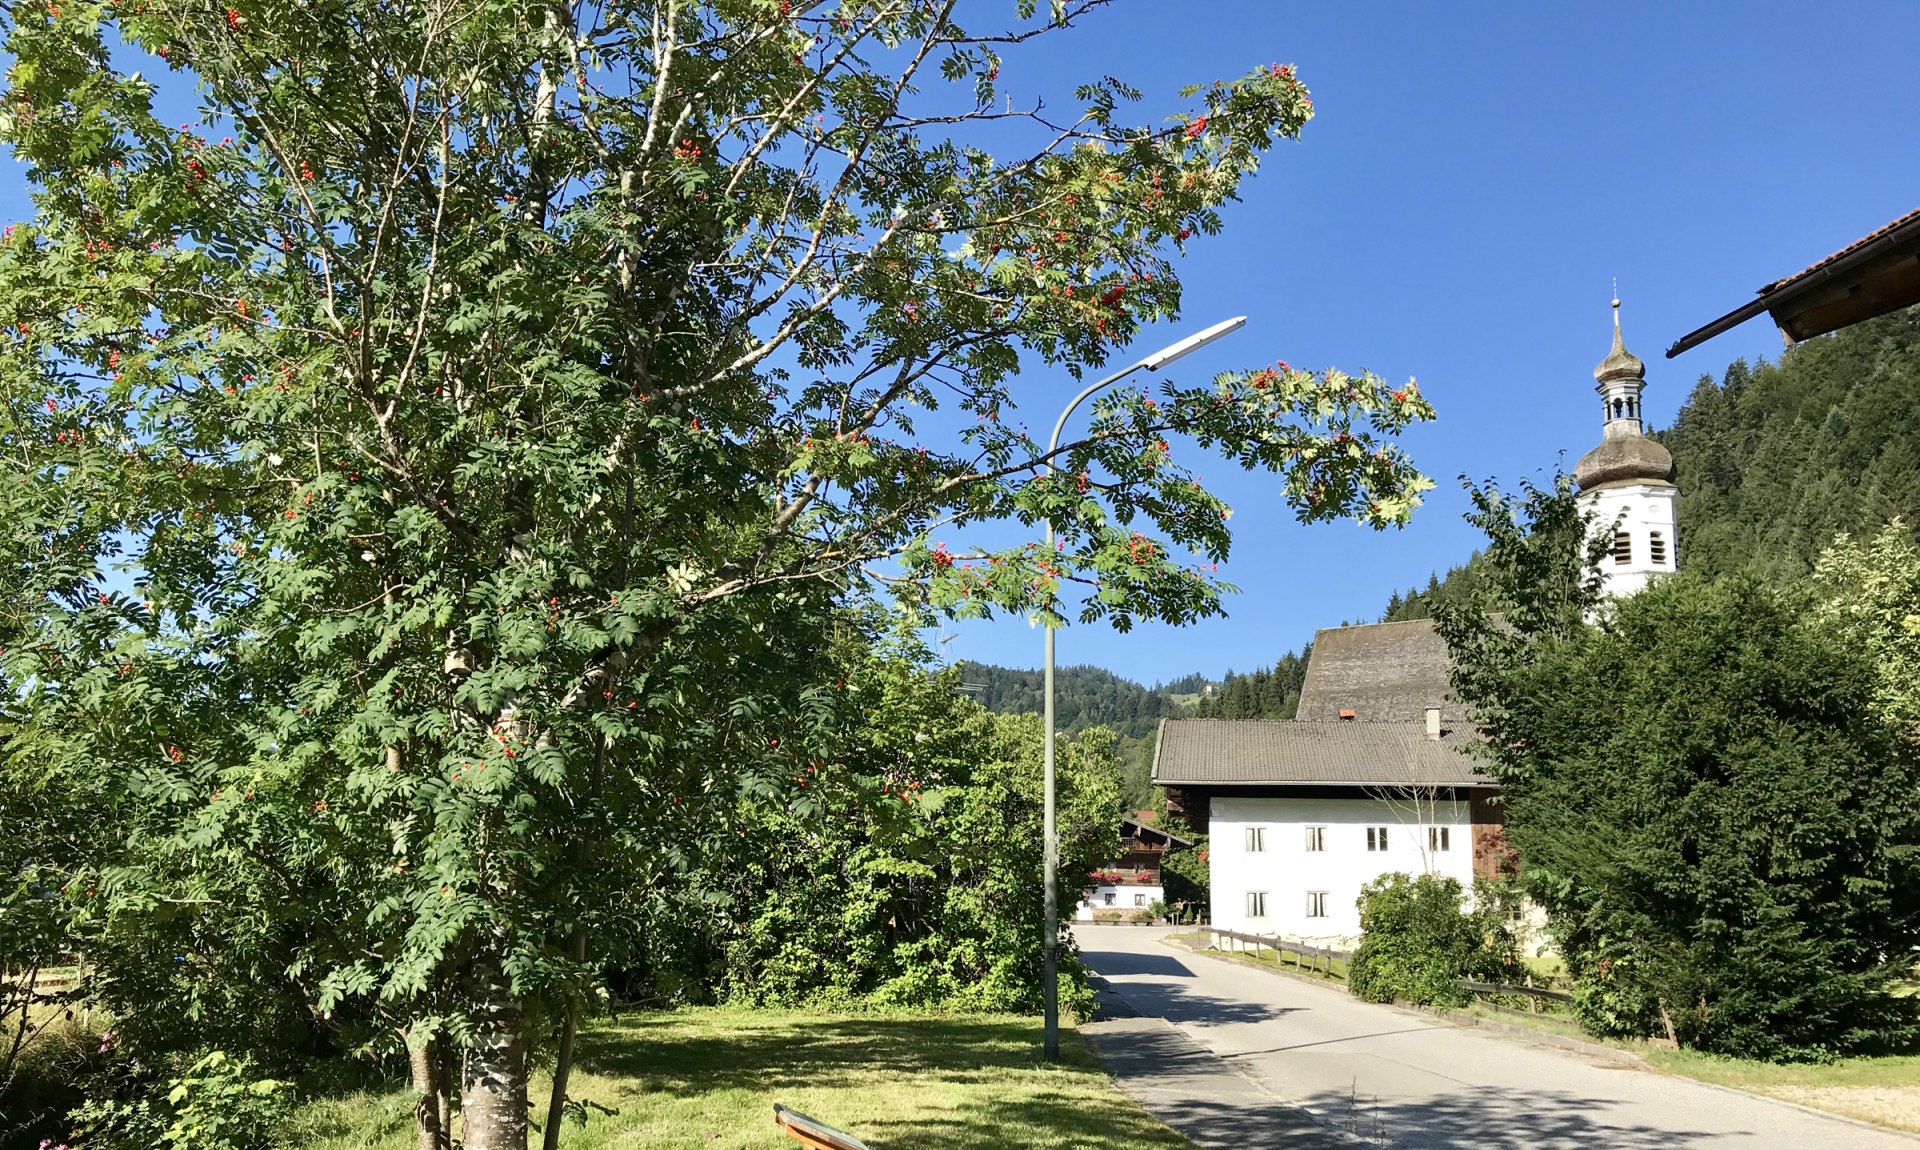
[[1366, 826, 1389, 852], [1429, 826, 1451, 853], [1246, 890, 1267, 919], [1304, 825, 1326, 852], [1244, 826, 1266, 853], [1305, 891, 1328, 918]]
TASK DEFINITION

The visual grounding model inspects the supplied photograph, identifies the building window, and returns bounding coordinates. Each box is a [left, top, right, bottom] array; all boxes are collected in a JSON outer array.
[[1649, 530, 1667, 565], [1366, 826, 1388, 852], [1246, 891, 1267, 918], [1305, 891, 1328, 918], [1134, 893, 1147, 907], [1103, 892, 1116, 906], [1429, 826, 1451, 852], [1304, 826, 1326, 852], [1612, 530, 1632, 565], [1245, 826, 1266, 853]]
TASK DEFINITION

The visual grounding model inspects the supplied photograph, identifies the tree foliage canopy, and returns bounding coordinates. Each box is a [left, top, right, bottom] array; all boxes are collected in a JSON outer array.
[[1, 1, 1436, 1143], [1436, 478, 1920, 1061]]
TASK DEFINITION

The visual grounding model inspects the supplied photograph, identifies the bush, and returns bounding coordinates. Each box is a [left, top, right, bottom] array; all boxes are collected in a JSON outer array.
[[1446, 562, 1920, 1059], [0, 1017, 105, 1149], [71, 1050, 291, 1150], [1348, 873, 1517, 1008], [1159, 833, 1209, 916]]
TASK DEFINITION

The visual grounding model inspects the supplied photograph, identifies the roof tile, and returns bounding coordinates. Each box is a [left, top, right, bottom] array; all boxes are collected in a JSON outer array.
[[1153, 718, 1491, 788], [1295, 619, 1462, 723]]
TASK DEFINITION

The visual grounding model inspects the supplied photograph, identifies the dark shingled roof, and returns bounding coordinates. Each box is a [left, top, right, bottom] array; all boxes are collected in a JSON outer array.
[[1152, 718, 1490, 788], [1121, 814, 1193, 848], [1294, 619, 1462, 723]]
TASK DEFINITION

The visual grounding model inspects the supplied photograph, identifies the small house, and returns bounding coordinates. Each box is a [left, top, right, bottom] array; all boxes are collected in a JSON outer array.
[[1075, 813, 1193, 922]]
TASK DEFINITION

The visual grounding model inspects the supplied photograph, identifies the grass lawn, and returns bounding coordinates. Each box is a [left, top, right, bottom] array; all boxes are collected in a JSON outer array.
[[1518, 954, 1566, 981], [283, 1009, 1193, 1150], [1644, 1049, 1920, 1133], [1450, 1002, 1920, 1133], [1162, 932, 1348, 983], [1205, 946, 1348, 983]]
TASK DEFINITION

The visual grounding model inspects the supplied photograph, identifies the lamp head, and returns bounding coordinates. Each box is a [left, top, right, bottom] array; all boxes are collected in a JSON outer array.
[[1141, 316, 1247, 371]]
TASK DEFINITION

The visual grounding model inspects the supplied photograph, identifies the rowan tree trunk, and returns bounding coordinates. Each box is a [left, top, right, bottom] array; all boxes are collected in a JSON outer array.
[[540, 926, 589, 1150], [410, 1030, 451, 1150], [461, 959, 529, 1150]]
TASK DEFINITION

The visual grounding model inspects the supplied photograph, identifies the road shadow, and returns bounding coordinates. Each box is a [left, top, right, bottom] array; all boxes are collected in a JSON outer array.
[[1293, 1082, 1732, 1149], [1082, 946, 1300, 1026], [1078, 947, 1197, 979]]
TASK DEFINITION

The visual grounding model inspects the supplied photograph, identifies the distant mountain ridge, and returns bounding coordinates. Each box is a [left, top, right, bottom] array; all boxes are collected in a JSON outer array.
[[954, 660, 1203, 742]]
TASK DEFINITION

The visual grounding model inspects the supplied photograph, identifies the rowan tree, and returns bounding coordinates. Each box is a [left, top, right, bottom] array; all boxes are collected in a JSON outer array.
[[1, 1, 1434, 1145]]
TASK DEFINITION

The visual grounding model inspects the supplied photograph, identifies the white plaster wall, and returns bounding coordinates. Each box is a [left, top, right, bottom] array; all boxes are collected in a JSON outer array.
[[1075, 884, 1165, 921], [1581, 483, 1678, 598], [1209, 794, 1476, 944]]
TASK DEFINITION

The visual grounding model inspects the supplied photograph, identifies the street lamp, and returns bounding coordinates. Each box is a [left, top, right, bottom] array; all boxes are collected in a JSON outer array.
[[1038, 315, 1246, 1062]]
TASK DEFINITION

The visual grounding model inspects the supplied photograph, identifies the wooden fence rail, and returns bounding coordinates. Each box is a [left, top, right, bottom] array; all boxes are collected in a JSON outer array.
[[1456, 978, 1572, 1017], [1208, 929, 1351, 980], [1457, 980, 1571, 1003]]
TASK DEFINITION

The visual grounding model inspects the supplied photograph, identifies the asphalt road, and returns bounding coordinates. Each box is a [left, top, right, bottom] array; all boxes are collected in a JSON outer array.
[[1080, 926, 1918, 1150]]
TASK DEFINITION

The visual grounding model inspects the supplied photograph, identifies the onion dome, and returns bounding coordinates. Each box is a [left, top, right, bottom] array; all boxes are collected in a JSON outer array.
[[1573, 434, 1674, 489], [1593, 307, 1645, 383], [1575, 298, 1674, 491]]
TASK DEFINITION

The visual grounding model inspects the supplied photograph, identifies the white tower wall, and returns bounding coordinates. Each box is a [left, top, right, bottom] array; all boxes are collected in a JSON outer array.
[[1580, 482, 1679, 598]]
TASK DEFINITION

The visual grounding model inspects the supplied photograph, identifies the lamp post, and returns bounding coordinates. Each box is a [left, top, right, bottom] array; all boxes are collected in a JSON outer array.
[[1039, 315, 1246, 1062]]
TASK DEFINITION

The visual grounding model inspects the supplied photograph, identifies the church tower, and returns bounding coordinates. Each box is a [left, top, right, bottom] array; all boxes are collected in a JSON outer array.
[[1573, 299, 1678, 596]]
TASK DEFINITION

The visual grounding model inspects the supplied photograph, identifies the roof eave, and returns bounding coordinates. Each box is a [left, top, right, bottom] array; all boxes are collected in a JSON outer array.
[[1667, 209, 1920, 359]]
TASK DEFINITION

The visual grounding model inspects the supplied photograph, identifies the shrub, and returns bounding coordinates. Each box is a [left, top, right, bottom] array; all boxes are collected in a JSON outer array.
[[71, 1050, 292, 1150], [1159, 833, 1210, 916], [0, 1017, 105, 1149], [1348, 873, 1517, 1007], [1445, 555, 1920, 1059]]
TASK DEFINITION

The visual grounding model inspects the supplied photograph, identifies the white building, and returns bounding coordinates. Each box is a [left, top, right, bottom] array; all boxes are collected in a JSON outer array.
[[1156, 655, 1505, 950], [1575, 301, 1679, 596]]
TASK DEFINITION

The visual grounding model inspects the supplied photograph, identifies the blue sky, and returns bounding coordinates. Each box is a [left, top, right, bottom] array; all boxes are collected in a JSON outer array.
[[939, 0, 1920, 684], [7, 2, 1917, 685]]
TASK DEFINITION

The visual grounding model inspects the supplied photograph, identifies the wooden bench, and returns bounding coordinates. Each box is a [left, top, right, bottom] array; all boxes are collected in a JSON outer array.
[[773, 1104, 870, 1150]]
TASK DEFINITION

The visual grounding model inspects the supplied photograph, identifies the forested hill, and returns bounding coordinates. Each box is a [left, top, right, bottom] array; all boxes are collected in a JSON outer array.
[[1191, 647, 1309, 720], [955, 661, 1203, 740], [1661, 304, 1920, 576]]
